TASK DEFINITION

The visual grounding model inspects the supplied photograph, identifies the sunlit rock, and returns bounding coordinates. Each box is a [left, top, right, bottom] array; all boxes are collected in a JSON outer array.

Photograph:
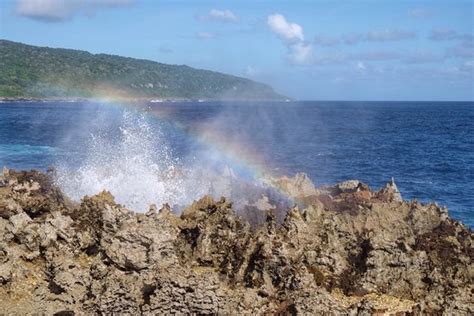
[[0, 169, 472, 315]]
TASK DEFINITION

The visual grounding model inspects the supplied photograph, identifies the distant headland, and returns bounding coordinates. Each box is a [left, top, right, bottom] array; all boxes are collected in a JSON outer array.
[[0, 40, 286, 101]]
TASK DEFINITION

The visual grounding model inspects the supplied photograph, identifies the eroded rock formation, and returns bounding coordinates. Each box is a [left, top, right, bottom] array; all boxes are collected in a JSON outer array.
[[0, 168, 472, 314]]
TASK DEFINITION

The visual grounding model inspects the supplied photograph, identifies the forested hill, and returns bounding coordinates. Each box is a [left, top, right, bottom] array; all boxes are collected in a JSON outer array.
[[0, 40, 285, 100]]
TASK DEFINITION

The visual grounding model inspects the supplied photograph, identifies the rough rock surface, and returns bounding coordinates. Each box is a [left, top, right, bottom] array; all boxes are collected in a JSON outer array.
[[0, 169, 472, 315]]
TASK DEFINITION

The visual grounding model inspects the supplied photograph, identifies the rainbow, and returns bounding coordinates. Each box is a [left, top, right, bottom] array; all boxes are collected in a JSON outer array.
[[149, 106, 282, 182], [140, 103, 300, 204], [59, 88, 297, 202], [78, 91, 282, 182]]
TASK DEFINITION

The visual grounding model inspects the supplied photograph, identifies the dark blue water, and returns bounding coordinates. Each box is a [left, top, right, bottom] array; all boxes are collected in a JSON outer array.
[[1, 101, 473, 227]]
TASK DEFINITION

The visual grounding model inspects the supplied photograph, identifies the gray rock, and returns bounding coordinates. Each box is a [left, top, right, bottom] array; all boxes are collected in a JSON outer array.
[[337, 180, 361, 193], [378, 177, 403, 202], [276, 172, 318, 198]]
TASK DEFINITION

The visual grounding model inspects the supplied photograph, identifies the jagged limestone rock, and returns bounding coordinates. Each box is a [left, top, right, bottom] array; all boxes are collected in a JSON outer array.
[[0, 169, 472, 315]]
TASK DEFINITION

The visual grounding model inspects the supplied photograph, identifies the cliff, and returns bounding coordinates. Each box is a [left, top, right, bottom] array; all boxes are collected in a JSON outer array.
[[0, 169, 472, 314]]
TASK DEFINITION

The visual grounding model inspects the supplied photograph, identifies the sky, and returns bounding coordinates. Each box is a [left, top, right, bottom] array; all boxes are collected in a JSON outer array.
[[0, 0, 473, 101]]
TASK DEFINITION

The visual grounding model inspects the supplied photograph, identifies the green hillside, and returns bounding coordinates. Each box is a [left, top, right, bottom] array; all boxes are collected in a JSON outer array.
[[0, 40, 285, 100]]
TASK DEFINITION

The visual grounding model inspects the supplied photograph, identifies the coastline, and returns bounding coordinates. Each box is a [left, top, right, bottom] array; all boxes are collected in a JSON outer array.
[[0, 96, 292, 103], [0, 169, 472, 314]]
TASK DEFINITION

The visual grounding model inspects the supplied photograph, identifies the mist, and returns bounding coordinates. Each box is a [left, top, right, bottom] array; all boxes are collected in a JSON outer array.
[[54, 101, 294, 214]]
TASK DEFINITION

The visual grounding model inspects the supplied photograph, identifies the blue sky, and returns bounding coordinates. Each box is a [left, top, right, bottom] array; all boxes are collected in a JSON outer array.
[[0, 0, 473, 100]]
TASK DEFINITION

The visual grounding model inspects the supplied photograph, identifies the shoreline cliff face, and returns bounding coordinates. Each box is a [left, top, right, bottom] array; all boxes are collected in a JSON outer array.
[[0, 169, 472, 314]]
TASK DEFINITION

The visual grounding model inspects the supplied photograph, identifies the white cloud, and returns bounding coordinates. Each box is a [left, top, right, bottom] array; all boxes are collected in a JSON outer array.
[[199, 9, 238, 23], [267, 13, 304, 42], [196, 31, 216, 40], [267, 13, 312, 65], [16, 0, 133, 22], [16, 0, 80, 21], [288, 42, 313, 65]]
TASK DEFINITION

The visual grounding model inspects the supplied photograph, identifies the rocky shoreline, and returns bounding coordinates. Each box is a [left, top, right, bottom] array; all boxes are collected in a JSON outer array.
[[0, 169, 472, 314]]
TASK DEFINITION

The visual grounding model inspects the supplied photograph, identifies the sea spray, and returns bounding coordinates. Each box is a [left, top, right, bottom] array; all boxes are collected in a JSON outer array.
[[56, 110, 187, 211], [55, 108, 289, 212]]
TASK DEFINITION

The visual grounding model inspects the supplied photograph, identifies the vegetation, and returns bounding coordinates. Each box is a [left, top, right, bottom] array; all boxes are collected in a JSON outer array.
[[0, 40, 284, 100]]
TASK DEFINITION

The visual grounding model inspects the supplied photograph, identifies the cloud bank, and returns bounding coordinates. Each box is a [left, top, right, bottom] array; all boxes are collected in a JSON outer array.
[[314, 29, 417, 46], [429, 28, 473, 42], [366, 30, 416, 42]]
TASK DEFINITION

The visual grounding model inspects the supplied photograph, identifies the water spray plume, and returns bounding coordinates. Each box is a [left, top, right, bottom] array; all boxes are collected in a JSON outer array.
[[55, 100, 295, 213]]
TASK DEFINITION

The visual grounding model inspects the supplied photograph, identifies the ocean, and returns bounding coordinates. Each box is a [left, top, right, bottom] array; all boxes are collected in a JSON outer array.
[[1, 100, 473, 228]]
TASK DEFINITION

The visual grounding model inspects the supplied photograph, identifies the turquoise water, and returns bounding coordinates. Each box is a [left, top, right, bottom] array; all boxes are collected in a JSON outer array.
[[0, 101, 473, 227]]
